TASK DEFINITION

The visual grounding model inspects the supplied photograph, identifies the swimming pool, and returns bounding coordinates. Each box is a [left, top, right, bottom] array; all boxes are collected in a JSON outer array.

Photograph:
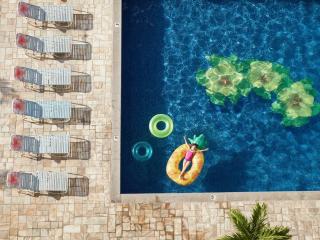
[[120, 0, 320, 194]]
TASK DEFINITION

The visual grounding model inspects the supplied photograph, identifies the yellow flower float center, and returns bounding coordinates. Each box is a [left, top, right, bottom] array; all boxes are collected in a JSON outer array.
[[166, 144, 204, 186]]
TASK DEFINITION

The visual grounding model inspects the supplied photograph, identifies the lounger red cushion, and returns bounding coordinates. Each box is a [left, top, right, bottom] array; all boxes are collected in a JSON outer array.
[[11, 135, 23, 151], [14, 67, 25, 80], [17, 34, 27, 47], [7, 172, 19, 187], [18, 2, 29, 16], [12, 99, 25, 114]]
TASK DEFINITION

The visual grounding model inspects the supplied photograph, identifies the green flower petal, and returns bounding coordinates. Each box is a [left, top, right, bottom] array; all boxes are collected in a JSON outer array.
[[248, 61, 285, 93], [209, 94, 225, 105], [196, 69, 207, 86], [272, 80, 318, 126], [312, 103, 320, 116], [301, 94, 314, 106], [271, 101, 282, 113], [205, 68, 219, 81], [216, 60, 234, 75], [198, 55, 246, 103]]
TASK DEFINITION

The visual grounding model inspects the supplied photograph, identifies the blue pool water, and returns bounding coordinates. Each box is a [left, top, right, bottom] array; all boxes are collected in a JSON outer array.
[[121, 0, 320, 193]]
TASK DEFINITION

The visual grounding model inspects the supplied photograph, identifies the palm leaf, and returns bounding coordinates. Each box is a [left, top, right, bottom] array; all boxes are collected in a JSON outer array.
[[259, 226, 291, 240], [250, 203, 268, 236], [218, 233, 245, 240], [229, 209, 252, 238]]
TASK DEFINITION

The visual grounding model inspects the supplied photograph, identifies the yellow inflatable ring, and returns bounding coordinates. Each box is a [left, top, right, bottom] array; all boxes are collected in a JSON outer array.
[[166, 144, 204, 186]]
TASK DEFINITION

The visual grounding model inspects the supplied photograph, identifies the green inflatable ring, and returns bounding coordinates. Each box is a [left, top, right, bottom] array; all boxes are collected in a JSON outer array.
[[149, 114, 174, 138]]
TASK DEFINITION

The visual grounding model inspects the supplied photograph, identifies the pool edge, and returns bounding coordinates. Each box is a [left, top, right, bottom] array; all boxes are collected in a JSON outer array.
[[111, 0, 121, 203]]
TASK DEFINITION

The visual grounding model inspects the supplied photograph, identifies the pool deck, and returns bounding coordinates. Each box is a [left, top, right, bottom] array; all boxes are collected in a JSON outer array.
[[0, 0, 319, 239]]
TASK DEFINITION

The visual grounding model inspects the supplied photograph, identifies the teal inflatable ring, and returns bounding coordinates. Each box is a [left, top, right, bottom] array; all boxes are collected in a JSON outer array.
[[132, 141, 153, 161], [149, 114, 174, 138]]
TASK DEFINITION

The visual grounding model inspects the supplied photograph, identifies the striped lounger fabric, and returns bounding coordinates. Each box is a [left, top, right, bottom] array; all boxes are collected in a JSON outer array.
[[38, 135, 70, 154], [12, 99, 72, 119], [35, 100, 72, 119], [36, 171, 68, 192], [19, 172, 39, 192], [42, 36, 72, 53], [42, 5, 73, 22]]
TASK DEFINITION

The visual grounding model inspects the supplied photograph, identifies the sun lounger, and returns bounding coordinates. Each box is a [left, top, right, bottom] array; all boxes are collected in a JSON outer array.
[[18, 1, 73, 28], [12, 98, 71, 123], [14, 66, 72, 91], [6, 171, 68, 196], [16, 33, 72, 59], [11, 135, 70, 157]]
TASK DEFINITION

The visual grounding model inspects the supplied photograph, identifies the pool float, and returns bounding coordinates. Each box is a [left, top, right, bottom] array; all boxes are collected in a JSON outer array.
[[149, 114, 173, 138], [166, 144, 204, 186], [132, 141, 153, 161]]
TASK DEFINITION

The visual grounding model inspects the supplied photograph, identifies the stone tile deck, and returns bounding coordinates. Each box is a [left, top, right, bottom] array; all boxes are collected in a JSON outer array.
[[0, 0, 319, 239]]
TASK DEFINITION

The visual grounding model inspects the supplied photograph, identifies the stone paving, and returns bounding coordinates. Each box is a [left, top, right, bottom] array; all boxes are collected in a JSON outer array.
[[0, 0, 320, 239]]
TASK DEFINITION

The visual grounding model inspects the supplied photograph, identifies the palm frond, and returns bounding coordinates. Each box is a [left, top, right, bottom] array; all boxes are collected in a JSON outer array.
[[259, 226, 292, 240], [250, 203, 268, 235], [218, 233, 246, 240], [229, 209, 252, 238]]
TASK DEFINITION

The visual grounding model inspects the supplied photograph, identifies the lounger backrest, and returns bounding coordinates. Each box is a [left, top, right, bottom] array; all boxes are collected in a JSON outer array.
[[18, 1, 46, 21], [14, 66, 42, 85], [22, 136, 40, 153], [24, 100, 43, 118], [18, 172, 39, 192], [11, 135, 40, 153], [12, 99, 43, 118], [16, 33, 44, 53]]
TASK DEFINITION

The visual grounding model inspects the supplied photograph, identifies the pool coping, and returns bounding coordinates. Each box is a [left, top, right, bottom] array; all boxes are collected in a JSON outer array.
[[111, 0, 320, 203]]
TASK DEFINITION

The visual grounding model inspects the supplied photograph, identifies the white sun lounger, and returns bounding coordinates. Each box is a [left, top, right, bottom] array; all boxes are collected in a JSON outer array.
[[14, 66, 72, 88], [18, 1, 73, 28], [12, 98, 72, 122], [6, 171, 68, 195], [36, 171, 68, 193], [11, 134, 70, 155], [16, 33, 72, 58]]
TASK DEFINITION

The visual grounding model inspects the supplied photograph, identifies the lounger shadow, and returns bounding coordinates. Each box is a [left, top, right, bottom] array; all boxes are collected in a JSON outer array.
[[53, 73, 92, 93], [70, 73, 92, 93], [48, 176, 89, 198], [52, 42, 92, 61], [71, 13, 93, 30], [67, 177, 89, 196], [69, 104, 92, 125]]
